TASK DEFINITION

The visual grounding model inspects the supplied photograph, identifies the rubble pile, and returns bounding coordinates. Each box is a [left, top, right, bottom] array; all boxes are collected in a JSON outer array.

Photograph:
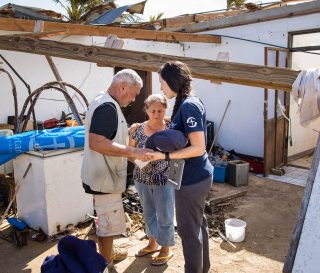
[[205, 200, 236, 238], [122, 193, 145, 233]]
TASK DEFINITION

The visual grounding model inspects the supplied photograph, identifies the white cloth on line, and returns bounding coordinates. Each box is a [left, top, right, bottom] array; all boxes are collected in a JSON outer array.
[[292, 69, 320, 124]]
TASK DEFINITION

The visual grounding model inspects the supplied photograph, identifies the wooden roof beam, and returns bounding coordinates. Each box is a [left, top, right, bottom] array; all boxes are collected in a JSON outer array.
[[167, 0, 320, 33], [12, 30, 67, 39], [0, 17, 221, 44], [0, 35, 299, 91], [160, 10, 242, 29]]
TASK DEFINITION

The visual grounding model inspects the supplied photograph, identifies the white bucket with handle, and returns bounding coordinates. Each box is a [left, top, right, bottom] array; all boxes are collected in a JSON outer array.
[[225, 218, 247, 242]]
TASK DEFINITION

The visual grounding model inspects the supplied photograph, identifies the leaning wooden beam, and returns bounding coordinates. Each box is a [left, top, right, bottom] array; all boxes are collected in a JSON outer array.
[[0, 17, 221, 44], [167, 0, 320, 32], [0, 35, 299, 91]]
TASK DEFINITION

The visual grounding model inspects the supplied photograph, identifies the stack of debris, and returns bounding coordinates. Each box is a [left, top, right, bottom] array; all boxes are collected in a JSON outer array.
[[122, 193, 145, 234]]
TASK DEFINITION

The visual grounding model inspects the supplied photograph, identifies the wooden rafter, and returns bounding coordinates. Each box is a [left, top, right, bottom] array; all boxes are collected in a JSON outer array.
[[167, 0, 320, 32], [160, 10, 243, 29], [11, 30, 67, 39], [0, 17, 221, 44], [262, 0, 312, 10], [0, 35, 299, 91]]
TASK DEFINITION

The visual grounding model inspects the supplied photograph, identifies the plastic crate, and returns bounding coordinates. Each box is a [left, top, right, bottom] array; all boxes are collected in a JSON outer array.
[[213, 165, 227, 183]]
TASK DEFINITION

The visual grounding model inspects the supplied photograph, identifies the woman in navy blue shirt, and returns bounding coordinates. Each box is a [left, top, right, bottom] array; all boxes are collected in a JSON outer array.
[[148, 61, 213, 273]]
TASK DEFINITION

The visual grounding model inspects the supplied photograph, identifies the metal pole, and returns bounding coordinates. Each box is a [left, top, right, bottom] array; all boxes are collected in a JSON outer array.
[[208, 99, 231, 155]]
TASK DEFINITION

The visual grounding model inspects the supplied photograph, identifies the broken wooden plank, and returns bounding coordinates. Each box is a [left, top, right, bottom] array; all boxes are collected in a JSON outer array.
[[167, 0, 320, 32], [207, 190, 248, 205], [0, 17, 221, 44], [159, 10, 243, 30], [0, 35, 299, 91], [216, 228, 237, 248], [262, 0, 310, 10]]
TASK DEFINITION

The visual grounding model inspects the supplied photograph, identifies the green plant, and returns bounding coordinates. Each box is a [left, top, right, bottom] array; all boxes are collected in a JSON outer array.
[[52, 0, 107, 21], [227, 0, 245, 9], [149, 12, 164, 23]]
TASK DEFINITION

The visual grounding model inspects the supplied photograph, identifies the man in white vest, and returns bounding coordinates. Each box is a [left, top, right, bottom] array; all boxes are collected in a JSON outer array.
[[81, 69, 150, 267]]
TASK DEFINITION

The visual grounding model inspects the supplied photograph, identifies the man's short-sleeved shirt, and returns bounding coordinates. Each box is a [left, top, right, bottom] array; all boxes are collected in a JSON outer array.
[[171, 96, 213, 186], [89, 102, 118, 140]]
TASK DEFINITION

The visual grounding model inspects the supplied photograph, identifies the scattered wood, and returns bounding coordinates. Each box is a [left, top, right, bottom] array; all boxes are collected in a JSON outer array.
[[207, 190, 248, 205], [216, 228, 237, 248]]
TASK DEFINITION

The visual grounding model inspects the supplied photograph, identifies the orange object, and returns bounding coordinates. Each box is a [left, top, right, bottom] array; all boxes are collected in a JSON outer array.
[[66, 119, 85, 127]]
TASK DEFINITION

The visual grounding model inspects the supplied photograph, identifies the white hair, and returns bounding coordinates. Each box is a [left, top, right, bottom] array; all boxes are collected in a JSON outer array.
[[112, 69, 143, 88]]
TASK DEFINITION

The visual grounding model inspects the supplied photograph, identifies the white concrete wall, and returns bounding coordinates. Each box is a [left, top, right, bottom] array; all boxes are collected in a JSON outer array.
[[0, 32, 112, 124], [180, 13, 320, 157], [1, 12, 319, 157], [0, 32, 182, 125]]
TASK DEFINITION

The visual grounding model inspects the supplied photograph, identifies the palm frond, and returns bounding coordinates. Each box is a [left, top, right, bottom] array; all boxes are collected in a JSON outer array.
[[149, 12, 164, 22], [52, 0, 68, 10]]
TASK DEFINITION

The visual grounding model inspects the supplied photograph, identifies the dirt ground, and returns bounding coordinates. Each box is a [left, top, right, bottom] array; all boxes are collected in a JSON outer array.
[[0, 174, 305, 273]]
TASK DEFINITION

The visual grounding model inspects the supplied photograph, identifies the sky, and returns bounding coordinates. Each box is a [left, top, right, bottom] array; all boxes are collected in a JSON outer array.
[[4, 0, 275, 20]]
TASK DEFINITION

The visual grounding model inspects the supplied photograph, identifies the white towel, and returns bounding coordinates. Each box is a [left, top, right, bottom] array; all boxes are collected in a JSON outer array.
[[292, 69, 320, 124]]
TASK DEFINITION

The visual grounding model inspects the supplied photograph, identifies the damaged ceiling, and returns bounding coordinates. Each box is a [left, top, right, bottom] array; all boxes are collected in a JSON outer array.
[[0, 0, 317, 90]]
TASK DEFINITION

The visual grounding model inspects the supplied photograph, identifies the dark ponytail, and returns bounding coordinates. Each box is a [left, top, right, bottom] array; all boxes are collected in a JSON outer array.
[[159, 61, 192, 120]]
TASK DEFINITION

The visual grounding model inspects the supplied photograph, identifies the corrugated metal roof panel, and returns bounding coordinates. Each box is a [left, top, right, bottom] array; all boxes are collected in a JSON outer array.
[[88, 1, 147, 25], [89, 5, 129, 25], [0, 4, 61, 22]]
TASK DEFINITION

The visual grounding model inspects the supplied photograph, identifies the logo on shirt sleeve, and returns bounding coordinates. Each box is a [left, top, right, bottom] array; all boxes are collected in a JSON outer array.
[[187, 117, 197, 128]]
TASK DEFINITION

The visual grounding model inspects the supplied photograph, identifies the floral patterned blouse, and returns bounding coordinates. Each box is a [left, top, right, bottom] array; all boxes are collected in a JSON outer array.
[[131, 122, 169, 186]]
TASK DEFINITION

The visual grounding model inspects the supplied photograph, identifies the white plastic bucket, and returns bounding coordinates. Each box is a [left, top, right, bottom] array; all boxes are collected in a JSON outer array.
[[224, 218, 247, 242]]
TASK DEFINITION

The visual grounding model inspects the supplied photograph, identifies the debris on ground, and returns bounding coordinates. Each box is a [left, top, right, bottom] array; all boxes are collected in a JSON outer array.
[[122, 192, 145, 234], [206, 187, 247, 238]]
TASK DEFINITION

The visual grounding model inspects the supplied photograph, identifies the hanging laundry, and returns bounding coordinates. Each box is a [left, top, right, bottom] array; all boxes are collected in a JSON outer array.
[[292, 69, 320, 124]]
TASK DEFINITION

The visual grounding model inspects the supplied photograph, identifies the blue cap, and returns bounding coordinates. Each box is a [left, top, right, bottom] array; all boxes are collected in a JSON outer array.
[[145, 129, 188, 152]]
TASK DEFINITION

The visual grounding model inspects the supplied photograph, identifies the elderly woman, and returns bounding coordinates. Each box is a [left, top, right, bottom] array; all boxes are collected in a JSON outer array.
[[129, 94, 174, 266]]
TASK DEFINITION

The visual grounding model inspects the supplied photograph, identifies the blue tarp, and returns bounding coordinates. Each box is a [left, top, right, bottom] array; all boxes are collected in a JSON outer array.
[[0, 126, 85, 165]]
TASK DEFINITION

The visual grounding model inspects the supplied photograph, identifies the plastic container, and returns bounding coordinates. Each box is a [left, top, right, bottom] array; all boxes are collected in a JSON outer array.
[[7, 217, 27, 230], [225, 218, 247, 242], [213, 165, 227, 183], [227, 160, 249, 186], [0, 129, 13, 174]]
